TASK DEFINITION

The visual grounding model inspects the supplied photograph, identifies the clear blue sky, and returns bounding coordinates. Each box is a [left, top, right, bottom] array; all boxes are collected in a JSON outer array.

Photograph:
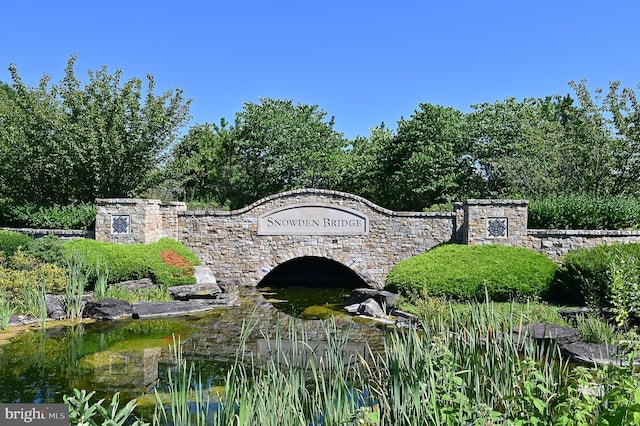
[[2, 0, 638, 139]]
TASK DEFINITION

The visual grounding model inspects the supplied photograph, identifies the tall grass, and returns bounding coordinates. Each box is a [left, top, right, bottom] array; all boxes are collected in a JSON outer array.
[[150, 304, 575, 425], [65, 252, 86, 321]]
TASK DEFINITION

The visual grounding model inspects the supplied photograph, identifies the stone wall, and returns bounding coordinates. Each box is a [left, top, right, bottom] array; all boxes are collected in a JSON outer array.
[[524, 229, 640, 261], [92, 191, 640, 288], [177, 189, 456, 288]]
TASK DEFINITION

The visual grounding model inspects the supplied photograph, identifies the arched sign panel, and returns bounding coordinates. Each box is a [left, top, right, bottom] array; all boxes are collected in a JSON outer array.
[[258, 204, 369, 235]]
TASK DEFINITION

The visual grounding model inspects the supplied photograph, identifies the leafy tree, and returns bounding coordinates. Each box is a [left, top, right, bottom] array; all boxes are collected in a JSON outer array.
[[0, 55, 191, 204], [160, 119, 235, 205], [225, 98, 348, 208]]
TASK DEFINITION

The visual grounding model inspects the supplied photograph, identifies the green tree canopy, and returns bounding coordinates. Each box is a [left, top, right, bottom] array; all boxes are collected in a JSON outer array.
[[0, 55, 191, 204]]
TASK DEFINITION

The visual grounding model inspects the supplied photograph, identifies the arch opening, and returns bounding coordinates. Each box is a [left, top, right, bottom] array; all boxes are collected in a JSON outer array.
[[259, 256, 368, 289], [258, 256, 369, 318]]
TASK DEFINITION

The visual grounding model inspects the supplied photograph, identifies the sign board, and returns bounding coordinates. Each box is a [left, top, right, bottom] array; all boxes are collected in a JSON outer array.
[[258, 204, 369, 235]]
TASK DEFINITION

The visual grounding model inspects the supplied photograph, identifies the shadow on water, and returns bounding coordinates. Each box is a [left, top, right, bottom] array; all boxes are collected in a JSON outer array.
[[0, 286, 384, 408]]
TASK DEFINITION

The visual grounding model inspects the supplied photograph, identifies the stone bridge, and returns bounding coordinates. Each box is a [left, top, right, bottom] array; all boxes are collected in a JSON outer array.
[[95, 189, 531, 289]]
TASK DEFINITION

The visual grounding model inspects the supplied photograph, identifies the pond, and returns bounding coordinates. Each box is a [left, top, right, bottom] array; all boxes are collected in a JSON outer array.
[[0, 286, 384, 412]]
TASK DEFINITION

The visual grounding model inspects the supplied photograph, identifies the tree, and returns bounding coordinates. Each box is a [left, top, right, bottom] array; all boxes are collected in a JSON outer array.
[[0, 55, 191, 204], [226, 98, 348, 208]]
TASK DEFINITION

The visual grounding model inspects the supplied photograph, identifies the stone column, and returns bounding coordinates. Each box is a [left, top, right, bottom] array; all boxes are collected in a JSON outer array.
[[95, 199, 163, 244], [462, 199, 528, 246]]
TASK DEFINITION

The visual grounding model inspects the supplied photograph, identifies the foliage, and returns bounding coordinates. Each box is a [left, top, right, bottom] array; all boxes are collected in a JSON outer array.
[[0, 55, 191, 204], [0, 254, 68, 298], [528, 194, 640, 230], [164, 99, 349, 209], [0, 200, 96, 229], [608, 251, 640, 327], [63, 238, 200, 287], [574, 314, 618, 344], [0, 229, 31, 256], [64, 388, 149, 426], [556, 243, 640, 307], [385, 244, 558, 302], [65, 251, 86, 321], [23, 234, 66, 265], [103, 285, 172, 303], [344, 105, 480, 210]]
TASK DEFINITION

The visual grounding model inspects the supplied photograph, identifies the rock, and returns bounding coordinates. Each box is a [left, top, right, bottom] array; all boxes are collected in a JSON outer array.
[[111, 278, 156, 292], [194, 266, 217, 285], [345, 288, 399, 312], [560, 342, 640, 367], [45, 294, 66, 320], [513, 323, 579, 347], [344, 303, 360, 313], [357, 298, 386, 318], [168, 283, 222, 300], [132, 299, 223, 319], [391, 309, 419, 325], [84, 298, 133, 321]]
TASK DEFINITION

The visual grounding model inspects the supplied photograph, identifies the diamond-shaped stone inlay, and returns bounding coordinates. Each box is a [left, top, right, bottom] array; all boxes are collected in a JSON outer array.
[[112, 215, 130, 234], [487, 218, 507, 238]]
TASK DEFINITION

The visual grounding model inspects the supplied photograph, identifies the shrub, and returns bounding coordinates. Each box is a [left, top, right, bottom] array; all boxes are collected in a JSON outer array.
[[63, 238, 201, 287], [0, 230, 32, 257], [555, 243, 640, 307], [528, 194, 640, 230], [23, 234, 66, 265], [0, 200, 96, 230], [385, 244, 558, 302]]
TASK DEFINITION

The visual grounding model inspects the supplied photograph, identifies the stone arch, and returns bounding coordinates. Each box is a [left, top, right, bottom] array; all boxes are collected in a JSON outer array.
[[251, 245, 378, 288], [257, 256, 370, 289]]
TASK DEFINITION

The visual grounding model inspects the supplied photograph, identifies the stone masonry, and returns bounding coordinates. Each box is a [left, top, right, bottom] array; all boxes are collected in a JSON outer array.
[[94, 189, 640, 288]]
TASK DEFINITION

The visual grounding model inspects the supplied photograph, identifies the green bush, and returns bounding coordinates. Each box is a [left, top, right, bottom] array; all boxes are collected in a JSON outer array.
[[63, 238, 201, 287], [0, 230, 32, 257], [555, 243, 640, 307], [23, 234, 66, 265], [0, 200, 96, 230], [385, 244, 558, 302], [529, 194, 640, 230]]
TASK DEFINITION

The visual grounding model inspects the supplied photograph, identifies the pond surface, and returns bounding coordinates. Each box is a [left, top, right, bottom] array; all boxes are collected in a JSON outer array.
[[0, 286, 383, 410]]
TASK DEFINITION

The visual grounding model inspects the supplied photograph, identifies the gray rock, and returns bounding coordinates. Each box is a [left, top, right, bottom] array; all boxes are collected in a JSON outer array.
[[45, 294, 66, 320], [132, 299, 222, 319], [513, 323, 579, 347], [194, 266, 217, 285], [111, 278, 156, 292], [345, 288, 399, 312], [357, 298, 386, 318], [84, 298, 133, 321], [344, 303, 360, 313], [560, 342, 640, 367], [168, 283, 222, 300]]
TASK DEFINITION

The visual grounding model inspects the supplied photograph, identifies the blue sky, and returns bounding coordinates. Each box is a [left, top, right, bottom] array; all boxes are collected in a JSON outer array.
[[2, 0, 638, 139]]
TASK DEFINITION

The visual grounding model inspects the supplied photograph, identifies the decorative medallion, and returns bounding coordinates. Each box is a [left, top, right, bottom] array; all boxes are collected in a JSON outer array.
[[487, 217, 508, 238], [111, 215, 130, 234]]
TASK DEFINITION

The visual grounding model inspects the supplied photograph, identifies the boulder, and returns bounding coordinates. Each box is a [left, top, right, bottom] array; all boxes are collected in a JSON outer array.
[[194, 266, 217, 285], [345, 288, 398, 312], [132, 299, 223, 319], [110, 278, 156, 293], [357, 298, 386, 318], [84, 298, 133, 321], [45, 294, 66, 320], [513, 323, 579, 347], [559, 341, 638, 367], [168, 283, 222, 300]]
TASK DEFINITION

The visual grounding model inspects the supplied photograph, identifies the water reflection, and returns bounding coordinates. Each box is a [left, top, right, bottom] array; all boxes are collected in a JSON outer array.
[[0, 287, 384, 405]]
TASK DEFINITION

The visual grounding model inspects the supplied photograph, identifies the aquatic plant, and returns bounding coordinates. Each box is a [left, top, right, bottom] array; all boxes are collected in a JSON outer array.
[[65, 252, 86, 321]]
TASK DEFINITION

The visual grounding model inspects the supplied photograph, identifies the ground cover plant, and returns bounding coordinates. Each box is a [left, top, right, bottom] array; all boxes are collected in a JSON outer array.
[[385, 244, 558, 302], [64, 237, 200, 287]]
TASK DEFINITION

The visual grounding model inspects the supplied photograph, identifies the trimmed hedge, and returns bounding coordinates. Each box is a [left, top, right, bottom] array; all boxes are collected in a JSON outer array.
[[555, 243, 640, 307], [529, 195, 640, 230], [63, 238, 201, 287], [0, 200, 96, 230], [0, 230, 32, 257], [385, 244, 558, 302]]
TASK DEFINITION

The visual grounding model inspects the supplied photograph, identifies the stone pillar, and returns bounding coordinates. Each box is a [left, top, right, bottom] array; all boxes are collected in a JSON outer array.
[[95, 199, 164, 244], [462, 199, 528, 246], [160, 201, 187, 240]]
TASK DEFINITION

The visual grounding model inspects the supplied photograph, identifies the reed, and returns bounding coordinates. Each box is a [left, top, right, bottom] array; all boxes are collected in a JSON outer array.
[[65, 251, 86, 321], [0, 288, 14, 330]]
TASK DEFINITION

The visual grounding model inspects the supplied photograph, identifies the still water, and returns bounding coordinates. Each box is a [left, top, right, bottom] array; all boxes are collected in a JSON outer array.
[[0, 286, 383, 407]]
